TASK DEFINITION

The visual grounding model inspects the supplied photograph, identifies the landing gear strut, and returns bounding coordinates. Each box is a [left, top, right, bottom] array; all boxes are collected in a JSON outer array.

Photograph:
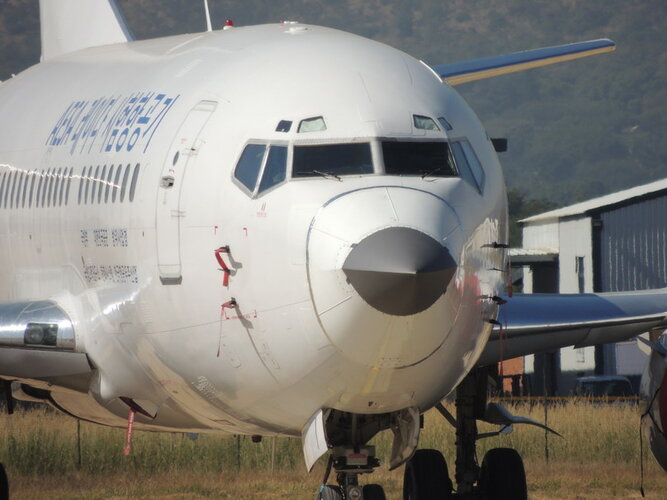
[[454, 367, 488, 495], [315, 368, 530, 499], [403, 367, 527, 499], [317, 446, 385, 499], [316, 411, 388, 500]]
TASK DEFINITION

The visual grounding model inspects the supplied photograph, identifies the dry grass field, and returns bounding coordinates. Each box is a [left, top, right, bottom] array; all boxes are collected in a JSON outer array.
[[1, 401, 666, 499]]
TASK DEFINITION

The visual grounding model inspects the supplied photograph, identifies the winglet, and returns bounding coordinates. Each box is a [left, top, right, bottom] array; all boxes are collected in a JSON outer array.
[[39, 0, 134, 61], [433, 39, 615, 86]]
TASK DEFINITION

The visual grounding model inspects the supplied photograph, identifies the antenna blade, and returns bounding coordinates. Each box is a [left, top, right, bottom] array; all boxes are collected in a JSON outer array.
[[204, 0, 213, 32]]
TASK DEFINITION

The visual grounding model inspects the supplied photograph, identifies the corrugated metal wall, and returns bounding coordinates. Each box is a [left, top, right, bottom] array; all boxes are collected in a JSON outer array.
[[597, 194, 667, 291]]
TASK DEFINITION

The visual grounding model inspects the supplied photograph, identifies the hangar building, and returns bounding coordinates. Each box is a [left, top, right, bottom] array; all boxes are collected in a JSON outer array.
[[510, 178, 667, 396]]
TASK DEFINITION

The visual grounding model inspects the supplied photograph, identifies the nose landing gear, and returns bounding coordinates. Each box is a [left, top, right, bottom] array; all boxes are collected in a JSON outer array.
[[314, 368, 539, 499], [317, 446, 386, 500]]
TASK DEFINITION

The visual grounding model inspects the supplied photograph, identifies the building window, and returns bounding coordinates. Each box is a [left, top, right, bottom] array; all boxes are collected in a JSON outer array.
[[576, 256, 585, 293]]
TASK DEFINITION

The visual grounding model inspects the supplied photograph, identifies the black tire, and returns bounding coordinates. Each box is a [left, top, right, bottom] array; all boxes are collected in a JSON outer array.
[[317, 484, 343, 500], [403, 449, 453, 500], [0, 463, 8, 500], [363, 483, 386, 500], [479, 448, 527, 500]]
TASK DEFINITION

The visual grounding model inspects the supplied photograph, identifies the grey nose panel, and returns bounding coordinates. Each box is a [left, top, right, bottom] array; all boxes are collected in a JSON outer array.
[[343, 227, 457, 316]]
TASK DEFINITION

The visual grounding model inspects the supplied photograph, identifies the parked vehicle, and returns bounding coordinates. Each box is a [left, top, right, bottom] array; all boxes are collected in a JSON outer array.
[[574, 375, 635, 397]]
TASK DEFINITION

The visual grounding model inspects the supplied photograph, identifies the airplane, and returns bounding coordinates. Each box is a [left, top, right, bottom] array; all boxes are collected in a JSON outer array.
[[0, 1, 665, 499]]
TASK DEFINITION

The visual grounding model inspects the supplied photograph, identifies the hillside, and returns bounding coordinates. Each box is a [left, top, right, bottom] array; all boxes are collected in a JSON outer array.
[[0, 0, 665, 204]]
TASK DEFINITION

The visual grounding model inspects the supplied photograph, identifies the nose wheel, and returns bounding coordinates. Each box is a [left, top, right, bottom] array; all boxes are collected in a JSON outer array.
[[317, 485, 344, 500], [362, 484, 387, 500]]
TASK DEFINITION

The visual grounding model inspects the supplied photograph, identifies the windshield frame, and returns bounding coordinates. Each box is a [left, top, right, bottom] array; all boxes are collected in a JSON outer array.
[[290, 139, 379, 180], [379, 138, 459, 178]]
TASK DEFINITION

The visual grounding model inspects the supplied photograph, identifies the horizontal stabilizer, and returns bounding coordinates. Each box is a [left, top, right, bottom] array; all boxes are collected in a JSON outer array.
[[433, 39, 615, 86], [477, 289, 667, 366], [40, 0, 133, 61]]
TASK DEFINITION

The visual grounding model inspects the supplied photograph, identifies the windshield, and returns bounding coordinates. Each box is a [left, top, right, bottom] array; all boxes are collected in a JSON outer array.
[[382, 141, 457, 177], [292, 143, 373, 178]]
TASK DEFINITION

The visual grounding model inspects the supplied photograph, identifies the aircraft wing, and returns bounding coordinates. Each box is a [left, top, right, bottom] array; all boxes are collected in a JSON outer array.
[[477, 290, 667, 367], [433, 39, 615, 86]]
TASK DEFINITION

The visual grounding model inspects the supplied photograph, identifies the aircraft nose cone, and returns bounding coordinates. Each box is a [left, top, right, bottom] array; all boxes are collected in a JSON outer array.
[[343, 227, 457, 316]]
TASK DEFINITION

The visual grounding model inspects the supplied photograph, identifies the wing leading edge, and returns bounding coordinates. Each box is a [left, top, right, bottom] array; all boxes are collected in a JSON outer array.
[[477, 290, 667, 367], [433, 39, 615, 86]]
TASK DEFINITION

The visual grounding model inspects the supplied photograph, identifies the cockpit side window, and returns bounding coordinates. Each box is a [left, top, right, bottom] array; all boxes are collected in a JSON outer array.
[[293, 143, 373, 178], [258, 145, 288, 194], [382, 141, 457, 177], [234, 144, 267, 192], [413, 115, 440, 131], [438, 117, 453, 131], [298, 116, 327, 133], [450, 140, 485, 193]]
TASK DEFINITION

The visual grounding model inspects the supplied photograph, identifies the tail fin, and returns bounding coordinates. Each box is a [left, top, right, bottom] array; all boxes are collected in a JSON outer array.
[[39, 0, 133, 61]]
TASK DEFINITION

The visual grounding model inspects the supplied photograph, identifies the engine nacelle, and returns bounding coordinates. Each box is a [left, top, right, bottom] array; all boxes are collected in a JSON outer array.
[[639, 333, 667, 471]]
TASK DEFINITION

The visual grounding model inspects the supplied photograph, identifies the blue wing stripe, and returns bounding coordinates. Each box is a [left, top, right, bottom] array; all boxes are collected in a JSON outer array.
[[433, 39, 615, 85]]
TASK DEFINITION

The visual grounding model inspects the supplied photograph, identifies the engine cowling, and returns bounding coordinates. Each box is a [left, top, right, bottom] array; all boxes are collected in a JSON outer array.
[[639, 334, 667, 471]]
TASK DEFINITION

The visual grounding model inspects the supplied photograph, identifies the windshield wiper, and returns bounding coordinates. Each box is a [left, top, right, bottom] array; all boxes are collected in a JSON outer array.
[[420, 168, 444, 179], [308, 170, 343, 181]]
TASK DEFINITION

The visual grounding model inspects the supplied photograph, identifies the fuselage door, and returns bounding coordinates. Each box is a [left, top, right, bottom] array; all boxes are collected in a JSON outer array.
[[156, 100, 217, 284]]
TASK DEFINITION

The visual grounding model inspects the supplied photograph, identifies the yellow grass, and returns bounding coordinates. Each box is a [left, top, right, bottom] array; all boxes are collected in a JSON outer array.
[[1, 401, 666, 498]]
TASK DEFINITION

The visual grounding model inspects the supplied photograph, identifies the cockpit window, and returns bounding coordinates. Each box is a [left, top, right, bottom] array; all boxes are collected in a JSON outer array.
[[382, 141, 457, 177], [276, 120, 292, 132], [298, 116, 327, 133], [438, 117, 453, 131], [234, 144, 266, 191], [258, 145, 288, 194], [413, 115, 440, 131], [450, 140, 485, 193], [293, 143, 373, 178]]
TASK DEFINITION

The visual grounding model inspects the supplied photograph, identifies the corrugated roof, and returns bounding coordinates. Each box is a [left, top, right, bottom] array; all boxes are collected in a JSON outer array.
[[508, 248, 557, 257], [509, 247, 559, 264], [521, 178, 667, 224]]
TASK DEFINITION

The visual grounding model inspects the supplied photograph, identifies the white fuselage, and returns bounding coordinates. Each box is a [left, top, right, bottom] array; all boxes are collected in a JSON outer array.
[[0, 24, 507, 436]]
